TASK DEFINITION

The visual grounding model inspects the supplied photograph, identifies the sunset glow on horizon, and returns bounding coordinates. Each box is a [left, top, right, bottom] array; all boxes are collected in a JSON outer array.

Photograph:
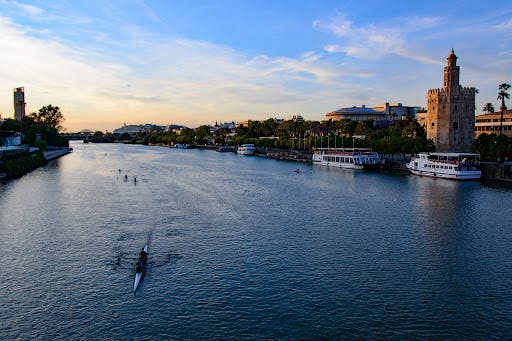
[[0, 1, 511, 132]]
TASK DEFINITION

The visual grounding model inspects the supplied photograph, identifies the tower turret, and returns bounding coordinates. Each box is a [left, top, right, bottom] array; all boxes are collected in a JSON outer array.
[[427, 50, 475, 152], [444, 49, 460, 91]]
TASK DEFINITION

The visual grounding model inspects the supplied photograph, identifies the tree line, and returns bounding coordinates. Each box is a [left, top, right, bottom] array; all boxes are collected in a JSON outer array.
[[475, 82, 512, 161], [0, 104, 68, 149], [122, 117, 434, 157]]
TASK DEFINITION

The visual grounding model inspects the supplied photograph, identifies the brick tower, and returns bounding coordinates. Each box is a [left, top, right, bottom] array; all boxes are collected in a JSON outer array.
[[426, 50, 476, 152]]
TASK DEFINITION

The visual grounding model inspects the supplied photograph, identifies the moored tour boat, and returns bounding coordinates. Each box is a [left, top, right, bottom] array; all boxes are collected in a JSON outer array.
[[312, 148, 381, 170], [216, 146, 234, 152], [237, 144, 255, 155], [406, 152, 481, 180]]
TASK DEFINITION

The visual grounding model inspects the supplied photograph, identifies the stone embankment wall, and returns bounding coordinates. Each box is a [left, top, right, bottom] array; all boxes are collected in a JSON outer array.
[[480, 162, 512, 182]]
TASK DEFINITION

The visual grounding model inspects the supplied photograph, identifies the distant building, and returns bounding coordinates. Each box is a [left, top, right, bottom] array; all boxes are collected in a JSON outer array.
[[13, 87, 25, 121], [426, 50, 476, 152], [326, 105, 385, 122], [326, 102, 419, 122], [286, 115, 304, 122], [237, 120, 252, 128], [475, 109, 512, 138], [373, 103, 423, 120], [0, 132, 21, 147], [112, 124, 164, 136], [213, 121, 237, 137], [326, 103, 420, 123], [415, 109, 428, 128]]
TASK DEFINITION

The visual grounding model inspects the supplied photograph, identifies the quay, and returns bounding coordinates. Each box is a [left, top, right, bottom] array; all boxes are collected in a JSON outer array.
[[43, 147, 73, 161], [0, 146, 73, 182], [480, 162, 512, 182]]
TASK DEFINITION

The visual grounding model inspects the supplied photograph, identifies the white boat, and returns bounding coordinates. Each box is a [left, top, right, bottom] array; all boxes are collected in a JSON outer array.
[[237, 144, 255, 155], [133, 244, 148, 292], [406, 152, 481, 180], [312, 148, 381, 170], [216, 146, 234, 152], [174, 143, 190, 149]]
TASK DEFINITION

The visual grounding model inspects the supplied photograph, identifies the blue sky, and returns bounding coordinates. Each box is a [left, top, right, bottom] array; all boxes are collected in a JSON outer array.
[[0, 0, 511, 131]]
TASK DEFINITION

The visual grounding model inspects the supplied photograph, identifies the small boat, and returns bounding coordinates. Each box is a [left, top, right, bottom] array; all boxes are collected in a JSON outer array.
[[237, 144, 255, 155], [133, 245, 148, 292], [406, 152, 481, 180], [173, 143, 190, 149], [216, 146, 234, 152]]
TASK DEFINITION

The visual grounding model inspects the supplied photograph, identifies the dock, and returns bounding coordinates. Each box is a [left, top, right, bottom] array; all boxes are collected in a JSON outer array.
[[43, 147, 73, 161]]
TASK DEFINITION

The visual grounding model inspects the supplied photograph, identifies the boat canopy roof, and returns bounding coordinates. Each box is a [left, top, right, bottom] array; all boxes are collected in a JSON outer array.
[[417, 152, 480, 157], [315, 148, 373, 152]]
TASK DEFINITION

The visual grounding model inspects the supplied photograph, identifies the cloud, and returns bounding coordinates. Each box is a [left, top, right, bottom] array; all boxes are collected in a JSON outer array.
[[314, 15, 405, 59], [314, 14, 446, 65], [11, 1, 45, 17], [0, 15, 349, 130], [494, 18, 512, 30]]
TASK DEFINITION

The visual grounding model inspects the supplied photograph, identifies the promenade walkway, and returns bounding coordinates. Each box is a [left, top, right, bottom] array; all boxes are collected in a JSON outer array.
[[43, 147, 73, 161]]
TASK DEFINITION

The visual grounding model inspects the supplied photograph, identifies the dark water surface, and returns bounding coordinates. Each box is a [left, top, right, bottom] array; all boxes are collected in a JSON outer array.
[[1, 142, 511, 339]]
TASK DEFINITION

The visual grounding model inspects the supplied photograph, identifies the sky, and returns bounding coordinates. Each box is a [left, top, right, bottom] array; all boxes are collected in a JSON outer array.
[[0, 0, 511, 132]]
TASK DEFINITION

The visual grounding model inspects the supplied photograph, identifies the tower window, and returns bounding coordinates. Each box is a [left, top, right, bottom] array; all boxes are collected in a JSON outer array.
[[453, 122, 458, 129], [432, 122, 435, 127]]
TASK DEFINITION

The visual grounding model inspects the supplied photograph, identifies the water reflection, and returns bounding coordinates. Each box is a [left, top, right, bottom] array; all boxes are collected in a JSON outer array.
[[1, 142, 512, 339]]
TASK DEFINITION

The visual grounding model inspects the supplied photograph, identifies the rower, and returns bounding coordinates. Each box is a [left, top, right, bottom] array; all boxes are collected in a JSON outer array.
[[136, 260, 143, 273], [139, 248, 147, 261]]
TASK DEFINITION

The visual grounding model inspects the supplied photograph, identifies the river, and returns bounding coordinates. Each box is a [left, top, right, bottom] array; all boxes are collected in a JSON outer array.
[[1, 141, 511, 339]]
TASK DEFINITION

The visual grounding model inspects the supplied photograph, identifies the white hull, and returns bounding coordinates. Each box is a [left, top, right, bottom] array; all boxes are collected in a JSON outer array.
[[407, 152, 481, 181], [237, 150, 255, 155], [237, 144, 255, 155], [408, 168, 481, 180], [312, 160, 364, 170], [312, 148, 380, 170], [133, 273, 142, 291]]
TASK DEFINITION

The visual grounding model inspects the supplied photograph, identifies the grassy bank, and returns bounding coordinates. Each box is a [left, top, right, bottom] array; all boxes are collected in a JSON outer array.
[[0, 152, 47, 179]]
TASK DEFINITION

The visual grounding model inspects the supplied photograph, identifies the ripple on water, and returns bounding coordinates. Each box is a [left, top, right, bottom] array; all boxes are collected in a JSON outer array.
[[1, 142, 512, 339]]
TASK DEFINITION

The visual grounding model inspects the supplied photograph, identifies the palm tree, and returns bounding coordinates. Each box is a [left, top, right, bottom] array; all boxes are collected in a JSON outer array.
[[482, 102, 495, 115], [498, 83, 511, 135]]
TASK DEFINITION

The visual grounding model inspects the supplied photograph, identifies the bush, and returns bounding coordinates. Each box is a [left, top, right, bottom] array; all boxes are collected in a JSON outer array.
[[1, 152, 47, 178], [36, 140, 48, 151]]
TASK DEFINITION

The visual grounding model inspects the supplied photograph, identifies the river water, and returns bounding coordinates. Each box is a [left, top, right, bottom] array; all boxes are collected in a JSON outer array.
[[1, 141, 511, 339]]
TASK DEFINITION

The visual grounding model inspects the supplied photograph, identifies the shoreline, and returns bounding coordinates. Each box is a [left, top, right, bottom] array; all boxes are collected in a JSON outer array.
[[0, 147, 73, 182]]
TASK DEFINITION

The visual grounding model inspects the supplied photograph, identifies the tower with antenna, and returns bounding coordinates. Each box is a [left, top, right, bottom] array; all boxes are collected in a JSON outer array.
[[13, 87, 26, 121]]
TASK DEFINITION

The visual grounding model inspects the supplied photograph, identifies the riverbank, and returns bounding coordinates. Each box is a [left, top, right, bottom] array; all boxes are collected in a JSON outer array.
[[43, 147, 73, 161], [480, 162, 512, 182], [0, 147, 72, 182]]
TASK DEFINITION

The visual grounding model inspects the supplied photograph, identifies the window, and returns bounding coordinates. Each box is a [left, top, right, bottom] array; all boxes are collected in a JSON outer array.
[[432, 122, 435, 127], [453, 122, 458, 129]]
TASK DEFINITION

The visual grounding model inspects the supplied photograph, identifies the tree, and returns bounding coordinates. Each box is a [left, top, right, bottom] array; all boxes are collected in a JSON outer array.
[[29, 104, 65, 132], [483, 102, 495, 115], [195, 125, 211, 141], [497, 83, 510, 135], [26, 105, 67, 146]]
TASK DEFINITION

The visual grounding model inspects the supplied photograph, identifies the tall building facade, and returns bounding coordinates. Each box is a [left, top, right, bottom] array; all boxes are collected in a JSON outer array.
[[426, 50, 476, 152], [13, 87, 26, 121]]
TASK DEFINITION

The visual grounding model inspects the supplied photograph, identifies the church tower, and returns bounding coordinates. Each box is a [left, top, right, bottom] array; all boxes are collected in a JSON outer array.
[[426, 50, 476, 152]]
